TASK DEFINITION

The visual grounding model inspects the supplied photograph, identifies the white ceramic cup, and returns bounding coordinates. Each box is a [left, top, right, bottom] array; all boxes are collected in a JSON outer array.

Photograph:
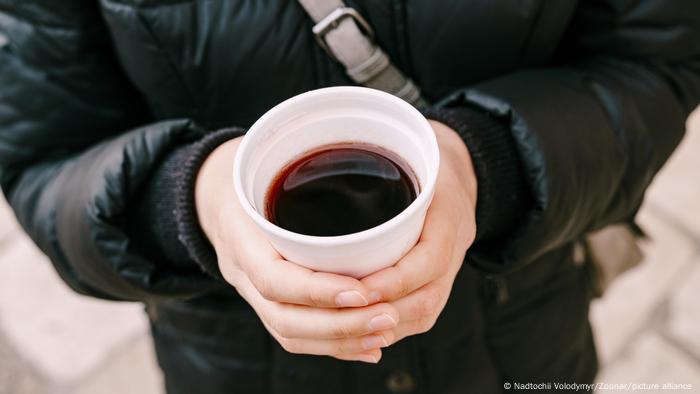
[[233, 86, 440, 278]]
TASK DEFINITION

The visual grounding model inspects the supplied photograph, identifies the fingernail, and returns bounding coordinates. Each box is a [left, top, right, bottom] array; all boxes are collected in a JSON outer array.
[[362, 335, 389, 350], [369, 291, 382, 303], [335, 291, 369, 307], [368, 313, 397, 331], [352, 353, 379, 364]]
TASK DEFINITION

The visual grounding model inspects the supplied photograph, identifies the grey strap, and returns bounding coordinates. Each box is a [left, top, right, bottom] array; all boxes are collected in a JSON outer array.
[[297, 0, 428, 108]]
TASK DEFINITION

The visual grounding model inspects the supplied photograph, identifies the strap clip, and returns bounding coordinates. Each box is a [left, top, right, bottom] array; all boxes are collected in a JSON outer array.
[[312, 7, 375, 62]]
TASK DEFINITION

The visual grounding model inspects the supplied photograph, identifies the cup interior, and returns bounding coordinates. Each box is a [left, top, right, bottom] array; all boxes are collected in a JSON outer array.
[[235, 87, 438, 237]]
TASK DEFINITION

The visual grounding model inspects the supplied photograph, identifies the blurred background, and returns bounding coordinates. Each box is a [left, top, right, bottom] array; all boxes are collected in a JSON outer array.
[[0, 108, 698, 393]]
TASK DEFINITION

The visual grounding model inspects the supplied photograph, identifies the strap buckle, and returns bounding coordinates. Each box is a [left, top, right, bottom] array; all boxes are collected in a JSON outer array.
[[312, 7, 375, 62]]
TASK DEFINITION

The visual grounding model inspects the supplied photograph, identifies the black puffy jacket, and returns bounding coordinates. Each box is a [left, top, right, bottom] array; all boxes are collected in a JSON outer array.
[[1, 1, 699, 393]]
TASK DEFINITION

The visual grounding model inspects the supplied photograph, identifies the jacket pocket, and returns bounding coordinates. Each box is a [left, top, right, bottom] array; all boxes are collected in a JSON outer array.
[[481, 252, 598, 383], [148, 298, 270, 394]]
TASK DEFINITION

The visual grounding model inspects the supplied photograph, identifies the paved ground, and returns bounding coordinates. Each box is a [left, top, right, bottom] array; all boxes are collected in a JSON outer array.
[[0, 110, 698, 393]]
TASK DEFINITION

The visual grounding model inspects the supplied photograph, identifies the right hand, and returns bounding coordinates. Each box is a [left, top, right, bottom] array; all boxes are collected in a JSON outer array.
[[195, 137, 400, 363]]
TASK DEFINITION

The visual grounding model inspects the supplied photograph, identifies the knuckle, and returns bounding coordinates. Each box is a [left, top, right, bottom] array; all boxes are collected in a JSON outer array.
[[436, 264, 450, 280], [220, 266, 243, 288], [332, 354, 351, 362], [254, 271, 277, 301], [417, 288, 442, 318], [337, 338, 357, 354], [392, 270, 410, 299], [427, 245, 450, 275], [434, 254, 450, 277], [220, 269, 236, 286], [437, 231, 454, 250], [306, 285, 327, 307], [268, 316, 290, 338], [382, 330, 396, 346], [417, 316, 437, 334], [424, 247, 441, 265], [279, 338, 300, 354], [330, 323, 355, 339], [465, 227, 476, 246]]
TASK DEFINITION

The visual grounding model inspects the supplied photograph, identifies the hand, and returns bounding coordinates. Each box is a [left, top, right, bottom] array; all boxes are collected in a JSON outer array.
[[360, 120, 478, 345], [195, 137, 401, 363]]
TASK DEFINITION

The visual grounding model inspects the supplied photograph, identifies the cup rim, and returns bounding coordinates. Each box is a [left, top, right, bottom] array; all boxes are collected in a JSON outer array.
[[233, 86, 440, 246]]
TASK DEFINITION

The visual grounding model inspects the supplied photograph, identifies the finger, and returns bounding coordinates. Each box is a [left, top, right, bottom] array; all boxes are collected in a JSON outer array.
[[360, 239, 446, 304], [390, 278, 452, 328], [260, 309, 391, 361], [333, 349, 383, 364], [361, 208, 452, 303], [378, 281, 453, 347], [270, 301, 400, 340], [235, 272, 400, 340], [224, 200, 374, 308], [361, 186, 468, 303], [276, 330, 395, 357], [244, 256, 374, 309], [390, 319, 436, 345]]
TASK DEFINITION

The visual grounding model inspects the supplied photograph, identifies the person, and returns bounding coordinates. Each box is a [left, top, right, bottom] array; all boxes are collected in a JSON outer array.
[[1, 1, 699, 393]]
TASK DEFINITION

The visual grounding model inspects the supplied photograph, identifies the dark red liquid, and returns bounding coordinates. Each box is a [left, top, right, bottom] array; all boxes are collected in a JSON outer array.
[[265, 143, 419, 236]]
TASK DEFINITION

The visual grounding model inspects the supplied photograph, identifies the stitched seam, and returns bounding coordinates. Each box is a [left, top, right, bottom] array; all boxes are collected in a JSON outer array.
[[516, 0, 546, 67], [132, 8, 200, 116]]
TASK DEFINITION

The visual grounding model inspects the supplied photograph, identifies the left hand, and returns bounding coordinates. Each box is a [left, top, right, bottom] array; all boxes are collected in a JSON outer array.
[[359, 120, 478, 346]]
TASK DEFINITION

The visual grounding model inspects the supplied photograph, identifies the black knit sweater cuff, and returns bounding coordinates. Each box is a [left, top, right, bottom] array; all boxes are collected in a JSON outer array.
[[129, 128, 245, 281], [423, 106, 530, 245], [174, 128, 245, 279]]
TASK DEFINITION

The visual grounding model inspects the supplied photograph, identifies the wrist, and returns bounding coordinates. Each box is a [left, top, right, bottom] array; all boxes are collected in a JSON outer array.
[[195, 137, 243, 249], [429, 120, 478, 207], [424, 106, 531, 246]]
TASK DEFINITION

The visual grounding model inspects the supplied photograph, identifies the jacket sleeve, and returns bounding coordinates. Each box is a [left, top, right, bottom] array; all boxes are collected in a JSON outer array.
[[435, 0, 700, 272], [0, 2, 222, 301]]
